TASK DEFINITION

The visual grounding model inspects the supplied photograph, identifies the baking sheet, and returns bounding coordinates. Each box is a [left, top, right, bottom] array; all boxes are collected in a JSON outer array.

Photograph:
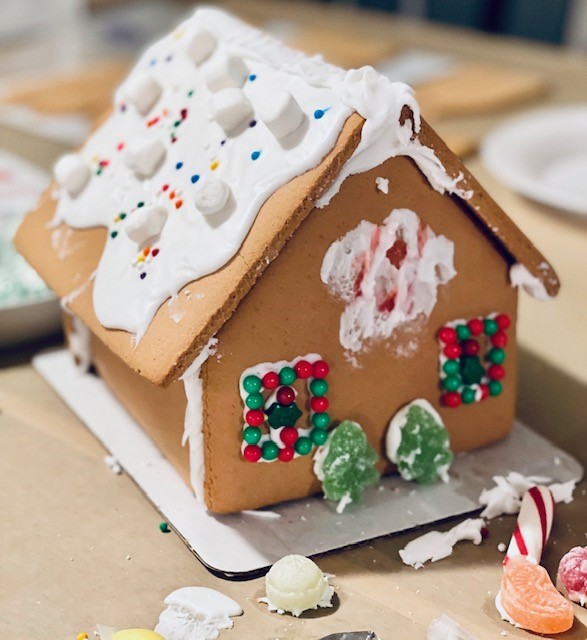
[[33, 348, 583, 578]]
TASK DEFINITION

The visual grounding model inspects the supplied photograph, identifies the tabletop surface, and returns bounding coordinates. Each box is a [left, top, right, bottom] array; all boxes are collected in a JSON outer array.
[[1, 1, 587, 638]]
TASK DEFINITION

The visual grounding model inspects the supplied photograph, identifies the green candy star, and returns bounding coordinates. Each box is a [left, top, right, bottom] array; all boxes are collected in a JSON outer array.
[[265, 402, 302, 428]]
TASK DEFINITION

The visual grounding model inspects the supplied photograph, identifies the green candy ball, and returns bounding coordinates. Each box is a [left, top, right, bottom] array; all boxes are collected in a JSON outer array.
[[456, 324, 471, 340], [461, 387, 477, 404], [442, 359, 460, 375], [279, 366, 296, 385], [442, 375, 461, 392], [487, 348, 506, 364], [245, 392, 264, 410], [294, 436, 313, 456], [310, 428, 329, 446], [242, 375, 261, 393], [312, 412, 330, 429], [262, 440, 279, 460], [243, 426, 262, 445], [484, 318, 498, 336], [310, 378, 328, 397], [489, 380, 502, 396]]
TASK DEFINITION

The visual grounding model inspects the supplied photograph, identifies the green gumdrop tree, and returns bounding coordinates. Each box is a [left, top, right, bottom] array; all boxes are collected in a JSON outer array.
[[320, 421, 380, 506]]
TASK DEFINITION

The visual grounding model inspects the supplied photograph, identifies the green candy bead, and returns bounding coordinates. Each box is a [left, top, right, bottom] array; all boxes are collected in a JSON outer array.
[[243, 426, 262, 445], [279, 366, 296, 385], [456, 324, 471, 340], [442, 359, 460, 375], [442, 375, 461, 392], [489, 380, 502, 396], [245, 392, 264, 410], [312, 412, 330, 429], [461, 387, 477, 404], [484, 318, 498, 336], [262, 440, 279, 460], [242, 375, 261, 393], [487, 348, 506, 364], [294, 436, 313, 456], [310, 428, 329, 446], [310, 378, 328, 397]]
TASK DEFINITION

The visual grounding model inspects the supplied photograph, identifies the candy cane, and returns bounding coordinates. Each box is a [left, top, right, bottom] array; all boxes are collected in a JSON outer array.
[[504, 485, 554, 565]]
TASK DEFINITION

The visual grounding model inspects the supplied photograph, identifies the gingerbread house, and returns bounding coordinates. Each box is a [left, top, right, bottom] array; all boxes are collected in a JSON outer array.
[[16, 8, 559, 513]]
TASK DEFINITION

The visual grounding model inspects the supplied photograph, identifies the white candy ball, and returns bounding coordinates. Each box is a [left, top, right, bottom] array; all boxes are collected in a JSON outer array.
[[265, 555, 328, 615], [204, 55, 248, 93], [125, 204, 168, 245], [54, 154, 91, 197], [194, 179, 230, 216], [186, 29, 216, 65], [210, 88, 252, 133], [124, 72, 162, 115], [125, 138, 166, 178], [259, 91, 304, 139]]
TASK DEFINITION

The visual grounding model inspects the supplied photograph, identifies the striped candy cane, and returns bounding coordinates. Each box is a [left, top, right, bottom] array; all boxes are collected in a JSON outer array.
[[504, 485, 555, 565]]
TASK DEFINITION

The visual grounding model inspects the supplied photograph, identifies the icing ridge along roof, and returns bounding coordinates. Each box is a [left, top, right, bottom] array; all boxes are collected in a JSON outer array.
[[15, 7, 559, 386]]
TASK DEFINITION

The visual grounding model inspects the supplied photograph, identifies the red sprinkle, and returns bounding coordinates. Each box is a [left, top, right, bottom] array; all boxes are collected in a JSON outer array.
[[245, 409, 264, 426], [162, 184, 169, 192], [443, 343, 462, 359], [488, 364, 505, 381], [147, 116, 160, 127], [467, 318, 484, 336], [180, 108, 188, 120], [152, 248, 160, 257], [280, 427, 298, 447], [495, 313, 511, 330], [491, 331, 508, 348], [442, 391, 462, 408], [99, 159, 109, 167], [278, 446, 295, 462]]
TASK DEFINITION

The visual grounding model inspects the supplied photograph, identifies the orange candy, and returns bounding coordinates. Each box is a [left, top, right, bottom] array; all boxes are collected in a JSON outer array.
[[501, 557, 574, 634]]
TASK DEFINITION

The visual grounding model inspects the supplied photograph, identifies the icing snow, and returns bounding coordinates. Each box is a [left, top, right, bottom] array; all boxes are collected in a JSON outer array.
[[321, 208, 455, 352], [375, 176, 389, 194], [509, 263, 552, 301], [427, 613, 478, 640]]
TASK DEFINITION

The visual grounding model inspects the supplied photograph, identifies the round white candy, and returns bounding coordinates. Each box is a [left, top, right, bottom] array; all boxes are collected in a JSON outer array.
[[186, 29, 216, 65], [258, 91, 304, 139], [204, 55, 248, 93], [124, 72, 162, 115], [210, 88, 252, 133], [194, 179, 230, 216], [125, 138, 166, 178], [125, 204, 168, 245], [265, 554, 329, 615], [54, 154, 91, 197]]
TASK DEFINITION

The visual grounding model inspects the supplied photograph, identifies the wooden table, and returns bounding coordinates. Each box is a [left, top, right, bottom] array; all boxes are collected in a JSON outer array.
[[1, 2, 586, 638]]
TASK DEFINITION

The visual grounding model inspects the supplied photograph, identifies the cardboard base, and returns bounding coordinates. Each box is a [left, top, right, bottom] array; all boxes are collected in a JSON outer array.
[[33, 348, 583, 579]]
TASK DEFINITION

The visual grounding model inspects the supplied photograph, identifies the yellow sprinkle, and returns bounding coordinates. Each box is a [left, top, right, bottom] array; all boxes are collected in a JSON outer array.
[[91, 154, 99, 163], [77, 634, 88, 640], [210, 160, 219, 171], [114, 216, 119, 223], [137, 255, 145, 263], [173, 28, 185, 40]]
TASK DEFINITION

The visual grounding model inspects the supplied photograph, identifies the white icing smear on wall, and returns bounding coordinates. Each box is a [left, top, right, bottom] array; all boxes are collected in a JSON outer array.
[[52, 8, 470, 340], [321, 208, 456, 352]]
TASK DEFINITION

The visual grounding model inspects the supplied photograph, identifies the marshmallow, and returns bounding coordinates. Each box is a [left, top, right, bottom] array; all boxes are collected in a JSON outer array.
[[194, 179, 230, 216], [125, 138, 166, 178], [210, 88, 253, 133], [124, 72, 162, 115], [125, 204, 168, 245], [186, 29, 216, 65], [258, 91, 304, 139], [54, 154, 91, 197], [204, 55, 248, 92]]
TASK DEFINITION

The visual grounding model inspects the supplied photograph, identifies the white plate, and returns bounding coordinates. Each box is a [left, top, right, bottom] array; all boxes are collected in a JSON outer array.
[[481, 105, 587, 215]]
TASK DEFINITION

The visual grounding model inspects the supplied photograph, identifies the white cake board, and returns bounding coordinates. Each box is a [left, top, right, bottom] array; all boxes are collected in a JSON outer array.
[[33, 348, 583, 579]]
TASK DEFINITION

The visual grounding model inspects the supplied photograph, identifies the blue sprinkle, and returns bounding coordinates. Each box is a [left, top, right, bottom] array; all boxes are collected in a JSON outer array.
[[220, 139, 226, 146], [191, 174, 200, 184], [140, 272, 147, 279], [175, 162, 183, 170], [251, 150, 261, 161], [249, 120, 257, 128], [149, 58, 157, 66], [248, 74, 257, 81], [314, 107, 331, 120]]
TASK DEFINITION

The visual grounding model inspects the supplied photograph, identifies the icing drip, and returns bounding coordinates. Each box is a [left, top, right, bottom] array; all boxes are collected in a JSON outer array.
[[509, 263, 552, 300], [321, 208, 455, 353], [181, 337, 218, 500]]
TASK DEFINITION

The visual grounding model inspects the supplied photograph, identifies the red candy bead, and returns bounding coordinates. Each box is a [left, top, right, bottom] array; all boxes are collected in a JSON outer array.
[[442, 391, 462, 408], [443, 343, 462, 359], [438, 327, 457, 344], [479, 383, 490, 400], [243, 444, 262, 462], [487, 364, 505, 380], [245, 409, 264, 426], [294, 360, 312, 379], [467, 318, 484, 336], [462, 339, 480, 356], [310, 396, 329, 413], [491, 331, 508, 348], [276, 386, 295, 406], [278, 446, 295, 462], [312, 360, 330, 379], [262, 371, 279, 389], [496, 313, 511, 330], [280, 427, 299, 446]]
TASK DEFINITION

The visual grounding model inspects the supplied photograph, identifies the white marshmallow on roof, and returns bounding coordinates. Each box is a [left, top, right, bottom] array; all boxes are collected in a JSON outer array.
[[258, 91, 304, 139], [54, 154, 91, 197], [125, 204, 168, 245], [125, 138, 166, 178], [186, 29, 216, 64], [204, 55, 248, 92], [210, 88, 253, 133], [195, 178, 230, 216], [124, 71, 162, 115]]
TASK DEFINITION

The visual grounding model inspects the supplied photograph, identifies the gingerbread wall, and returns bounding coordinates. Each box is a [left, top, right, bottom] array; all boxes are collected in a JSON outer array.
[[202, 154, 518, 513]]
